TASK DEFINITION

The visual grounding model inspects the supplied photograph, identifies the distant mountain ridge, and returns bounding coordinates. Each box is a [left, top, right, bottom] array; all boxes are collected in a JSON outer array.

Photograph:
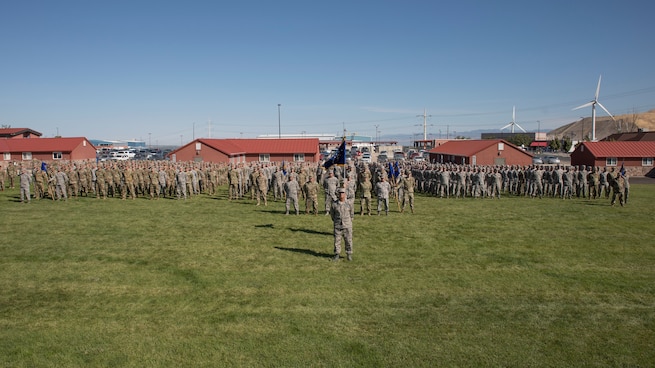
[[547, 109, 655, 141], [382, 109, 655, 145]]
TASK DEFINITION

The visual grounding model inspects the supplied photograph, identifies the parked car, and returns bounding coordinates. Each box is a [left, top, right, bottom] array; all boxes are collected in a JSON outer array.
[[361, 153, 371, 163], [543, 156, 561, 164], [377, 154, 388, 163], [532, 156, 544, 165]]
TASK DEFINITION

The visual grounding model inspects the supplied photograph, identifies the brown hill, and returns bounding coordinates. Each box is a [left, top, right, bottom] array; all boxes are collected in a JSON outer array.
[[548, 109, 655, 141]]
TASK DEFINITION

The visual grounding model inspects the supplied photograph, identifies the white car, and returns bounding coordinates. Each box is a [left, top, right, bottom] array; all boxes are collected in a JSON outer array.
[[361, 153, 371, 163], [543, 156, 561, 164]]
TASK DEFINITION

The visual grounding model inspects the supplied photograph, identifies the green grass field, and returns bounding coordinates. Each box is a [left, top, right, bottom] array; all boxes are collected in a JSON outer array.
[[1, 185, 653, 367]]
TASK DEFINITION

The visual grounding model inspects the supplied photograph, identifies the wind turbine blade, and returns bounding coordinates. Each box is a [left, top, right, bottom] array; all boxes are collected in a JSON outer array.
[[573, 101, 594, 110], [514, 123, 527, 133], [501, 123, 512, 130], [597, 102, 616, 121], [512, 106, 516, 123], [595, 75, 602, 100]]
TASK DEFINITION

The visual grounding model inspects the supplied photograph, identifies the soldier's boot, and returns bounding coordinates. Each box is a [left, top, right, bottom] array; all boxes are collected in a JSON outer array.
[[347, 254, 352, 261], [332, 254, 340, 262]]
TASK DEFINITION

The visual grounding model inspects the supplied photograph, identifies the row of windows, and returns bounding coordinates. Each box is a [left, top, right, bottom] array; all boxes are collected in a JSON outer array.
[[3, 152, 63, 161], [606, 157, 653, 167], [258, 153, 305, 162]]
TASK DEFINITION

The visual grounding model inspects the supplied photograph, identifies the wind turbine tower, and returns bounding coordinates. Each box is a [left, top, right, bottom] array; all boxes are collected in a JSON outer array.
[[501, 106, 526, 133], [572, 75, 615, 141]]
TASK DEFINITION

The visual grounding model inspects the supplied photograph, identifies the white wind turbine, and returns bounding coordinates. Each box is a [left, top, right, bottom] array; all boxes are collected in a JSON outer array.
[[501, 106, 526, 133], [572, 75, 615, 141]]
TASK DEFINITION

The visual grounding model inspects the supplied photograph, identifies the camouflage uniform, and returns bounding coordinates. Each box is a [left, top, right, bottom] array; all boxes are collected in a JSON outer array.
[[303, 176, 319, 215], [283, 176, 301, 215], [256, 171, 268, 206], [358, 177, 372, 216], [375, 177, 391, 215], [330, 189, 353, 261], [401, 172, 415, 213]]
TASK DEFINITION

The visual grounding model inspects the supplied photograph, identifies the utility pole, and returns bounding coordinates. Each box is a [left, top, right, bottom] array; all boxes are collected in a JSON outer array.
[[416, 108, 432, 141]]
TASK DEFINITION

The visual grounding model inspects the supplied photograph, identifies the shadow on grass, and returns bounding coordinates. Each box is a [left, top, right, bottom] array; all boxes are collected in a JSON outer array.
[[255, 223, 274, 228], [289, 227, 332, 236], [274, 246, 333, 259]]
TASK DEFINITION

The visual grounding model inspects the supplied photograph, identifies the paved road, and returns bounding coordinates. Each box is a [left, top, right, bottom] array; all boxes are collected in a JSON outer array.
[[631, 176, 655, 184]]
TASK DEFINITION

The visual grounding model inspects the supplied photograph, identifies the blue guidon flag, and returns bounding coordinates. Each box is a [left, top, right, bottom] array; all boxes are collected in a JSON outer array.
[[323, 139, 346, 169], [388, 162, 395, 179]]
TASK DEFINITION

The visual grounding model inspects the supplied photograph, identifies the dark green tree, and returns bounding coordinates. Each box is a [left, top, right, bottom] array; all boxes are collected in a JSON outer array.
[[560, 138, 572, 152]]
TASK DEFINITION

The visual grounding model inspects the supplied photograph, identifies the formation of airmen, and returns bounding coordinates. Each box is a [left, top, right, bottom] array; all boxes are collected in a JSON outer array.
[[409, 162, 629, 204], [1, 156, 629, 208]]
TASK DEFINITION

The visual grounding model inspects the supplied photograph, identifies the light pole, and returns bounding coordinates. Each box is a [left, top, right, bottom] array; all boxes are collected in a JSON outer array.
[[580, 117, 585, 141], [277, 104, 281, 139]]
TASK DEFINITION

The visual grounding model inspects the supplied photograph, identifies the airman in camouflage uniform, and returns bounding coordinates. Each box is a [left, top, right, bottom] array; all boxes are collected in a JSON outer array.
[[7, 163, 17, 189], [256, 169, 268, 206], [303, 175, 319, 215], [323, 170, 339, 215], [610, 171, 625, 207], [95, 165, 108, 199], [283, 175, 301, 215], [330, 188, 353, 262], [375, 175, 391, 215], [358, 173, 373, 216], [401, 171, 415, 213], [33, 167, 46, 199]]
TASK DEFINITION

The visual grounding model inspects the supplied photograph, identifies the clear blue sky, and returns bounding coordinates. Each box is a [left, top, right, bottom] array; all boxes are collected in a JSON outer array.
[[2, 0, 654, 145]]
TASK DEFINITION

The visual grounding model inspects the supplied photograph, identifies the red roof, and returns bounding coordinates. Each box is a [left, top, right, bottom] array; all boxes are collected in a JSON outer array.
[[602, 131, 655, 142], [530, 141, 548, 147], [0, 128, 42, 137], [0, 137, 94, 152], [195, 138, 320, 156], [579, 141, 655, 158]]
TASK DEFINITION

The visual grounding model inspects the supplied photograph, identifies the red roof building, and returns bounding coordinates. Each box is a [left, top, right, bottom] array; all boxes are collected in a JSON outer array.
[[0, 137, 97, 163], [602, 131, 655, 142], [169, 138, 321, 164], [0, 128, 43, 139], [571, 141, 655, 176], [428, 139, 533, 166]]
